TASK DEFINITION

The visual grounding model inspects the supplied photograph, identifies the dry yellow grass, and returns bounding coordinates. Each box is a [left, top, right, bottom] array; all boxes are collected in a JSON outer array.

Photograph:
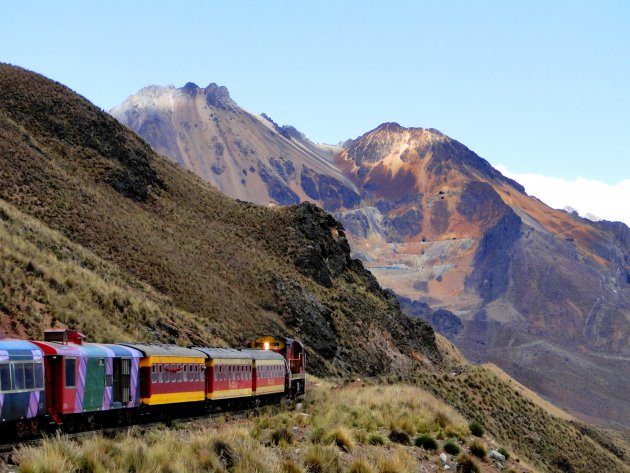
[[13, 381, 518, 473]]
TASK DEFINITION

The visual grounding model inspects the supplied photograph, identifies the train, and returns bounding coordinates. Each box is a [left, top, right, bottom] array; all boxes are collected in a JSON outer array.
[[0, 330, 305, 439]]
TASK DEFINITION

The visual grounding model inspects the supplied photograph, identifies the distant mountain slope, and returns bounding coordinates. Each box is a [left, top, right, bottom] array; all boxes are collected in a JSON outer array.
[[111, 83, 357, 210], [114, 86, 630, 428], [0, 63, 438, 376]]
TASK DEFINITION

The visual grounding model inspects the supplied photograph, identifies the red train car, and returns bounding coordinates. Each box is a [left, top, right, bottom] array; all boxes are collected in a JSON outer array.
[[192, 348, 253, 400], [119, 344, 205, 406]]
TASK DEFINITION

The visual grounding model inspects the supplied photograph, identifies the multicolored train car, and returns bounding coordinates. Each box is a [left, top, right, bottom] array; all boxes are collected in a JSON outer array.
[[0, 340, 46, 435], [30, 330, 142, 429], [0, 330, 305, 438]]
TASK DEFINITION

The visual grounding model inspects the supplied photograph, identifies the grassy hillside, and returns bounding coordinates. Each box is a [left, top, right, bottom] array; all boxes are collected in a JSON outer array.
[[412, 342, 630, 472], [15, 380, 533, 473], [0, 197, 218, 344]]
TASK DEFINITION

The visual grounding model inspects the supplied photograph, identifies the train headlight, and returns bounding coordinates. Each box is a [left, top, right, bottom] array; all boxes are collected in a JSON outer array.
[[264, 342, 270, 350]]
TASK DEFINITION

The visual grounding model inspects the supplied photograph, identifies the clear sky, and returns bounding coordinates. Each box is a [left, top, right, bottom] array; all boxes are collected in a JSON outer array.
[[2, 1, 629, 204]]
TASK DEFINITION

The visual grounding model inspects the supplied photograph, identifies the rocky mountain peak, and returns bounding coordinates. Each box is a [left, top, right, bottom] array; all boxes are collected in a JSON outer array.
[[202, 82, 237, 111]]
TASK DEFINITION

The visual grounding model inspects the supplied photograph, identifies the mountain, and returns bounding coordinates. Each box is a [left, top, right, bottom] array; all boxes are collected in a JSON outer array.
[[0, 63, 438, 376], [113, 86, 630, 428], [111, 83, 358, 210]]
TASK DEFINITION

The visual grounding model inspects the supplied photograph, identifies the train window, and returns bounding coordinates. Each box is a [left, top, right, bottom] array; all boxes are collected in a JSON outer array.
[[24, 363, 35, 389], [183, 364, 187, 382], [0, 364, 10, 392], [12, 363, 25, 390], [164, 364, 170, 383], [151, 365, 157, 384], [65, 358, 77, 388], [34, 363, 44, 389], [158, 364, 163, 383], [195, 365, 200, 381]]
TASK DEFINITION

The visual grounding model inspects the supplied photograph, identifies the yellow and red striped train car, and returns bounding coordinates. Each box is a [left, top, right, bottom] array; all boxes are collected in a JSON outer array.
[[193, 348, 253, 400], [244, 349, 286, 396], [119, 344, 205, 406]]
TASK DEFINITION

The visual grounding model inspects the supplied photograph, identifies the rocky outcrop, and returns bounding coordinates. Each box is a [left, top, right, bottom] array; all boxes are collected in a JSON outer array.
[[287, 202, 440, 367]]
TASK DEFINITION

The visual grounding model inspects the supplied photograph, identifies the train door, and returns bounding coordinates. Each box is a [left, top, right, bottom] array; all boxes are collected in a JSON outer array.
[[45, 356, 63, 417], [112, 358, 131, 404]]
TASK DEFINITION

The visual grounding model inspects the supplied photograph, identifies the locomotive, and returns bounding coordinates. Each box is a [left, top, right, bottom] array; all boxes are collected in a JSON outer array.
[[0, 330, 305, 439]]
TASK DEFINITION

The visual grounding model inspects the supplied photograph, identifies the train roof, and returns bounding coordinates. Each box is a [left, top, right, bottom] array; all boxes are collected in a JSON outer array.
[[118, 343, 203, 358], [240, 349, 285, 361], [191, 347, 285, 361], [191, 347, 252, 359], [31, 341, 142, 358], [0, 339, 44, 360]]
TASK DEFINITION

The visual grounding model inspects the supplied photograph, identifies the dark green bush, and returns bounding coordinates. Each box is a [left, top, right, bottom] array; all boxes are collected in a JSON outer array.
[[388, 429, 411, 445], [468, 421, 484, 437], [498, 447, 510, 460], [414, 434, 438, 450], [443, 441, 461, 455]]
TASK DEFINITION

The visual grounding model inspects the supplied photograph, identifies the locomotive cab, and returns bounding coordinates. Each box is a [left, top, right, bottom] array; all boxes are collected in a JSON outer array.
[[249, 336, 305, 396]]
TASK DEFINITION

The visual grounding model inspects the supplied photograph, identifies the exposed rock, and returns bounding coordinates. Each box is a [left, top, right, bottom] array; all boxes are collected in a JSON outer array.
[[272, 277, 337, 365], [291, 202, 351, 287], [489, 450, 506, 462]]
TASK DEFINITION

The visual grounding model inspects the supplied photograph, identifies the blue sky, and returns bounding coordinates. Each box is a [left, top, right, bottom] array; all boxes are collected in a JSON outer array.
[[1, 1, 629, 190]]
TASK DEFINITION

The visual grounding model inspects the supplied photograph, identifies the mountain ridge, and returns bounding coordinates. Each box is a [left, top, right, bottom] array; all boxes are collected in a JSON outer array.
[[113, 80, 630, 428]]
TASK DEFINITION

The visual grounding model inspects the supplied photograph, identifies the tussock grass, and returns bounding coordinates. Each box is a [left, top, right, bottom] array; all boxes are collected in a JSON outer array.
[[17, 426, 279, 473], [13, 381, 471, 473], [469, 439, 487, 459], [455, 454, 480, 473], [303, 444, 341, 473], [375, 448, 417, 473], [13, 375, 630, 473]]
